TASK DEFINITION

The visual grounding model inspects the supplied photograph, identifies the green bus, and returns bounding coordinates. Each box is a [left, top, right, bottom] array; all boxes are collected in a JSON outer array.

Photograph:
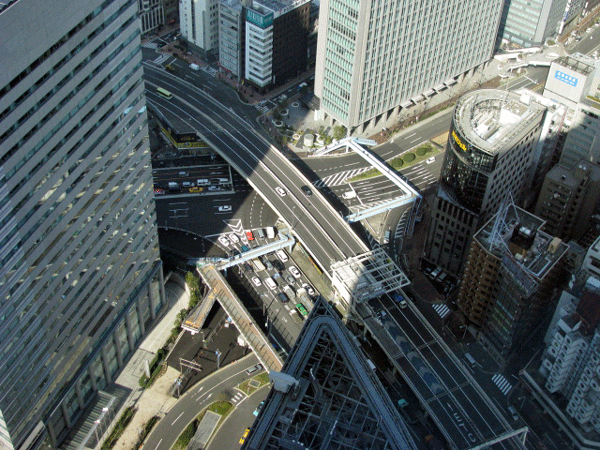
[[156, 87, 173, 99]]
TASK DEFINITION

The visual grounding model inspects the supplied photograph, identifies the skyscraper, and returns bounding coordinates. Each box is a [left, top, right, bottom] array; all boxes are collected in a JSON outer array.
[[457, 202, 568, 361], [497, 0, 581, 48], [0, 0, 165, 448], [313, 0, 504, 133], [424, 89, 549, 277]]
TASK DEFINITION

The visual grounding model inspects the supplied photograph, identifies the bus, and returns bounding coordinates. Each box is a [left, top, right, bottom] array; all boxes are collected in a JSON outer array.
[[156, 87, 173, 99]]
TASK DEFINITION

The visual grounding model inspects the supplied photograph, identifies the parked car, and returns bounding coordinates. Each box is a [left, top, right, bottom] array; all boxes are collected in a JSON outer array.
[[239, 429, 250, 445], [289, 266, 301, 279], [302, 283, 316, 296], [285, 274, 296, 285], [295, 303, 309, 316], [229, 233, 239, 244], [217, 236, 230, 246], [253, 401, 265, 416], [251, 276, 262, 287], [246, 230, 254, 241], [241, 245, 250, 252]]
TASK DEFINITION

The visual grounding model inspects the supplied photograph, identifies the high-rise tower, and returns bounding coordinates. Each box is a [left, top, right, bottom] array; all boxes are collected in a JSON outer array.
[[424, 89, 549, 277], [314, 0, 504, 133], [0, 0, 165, 448]]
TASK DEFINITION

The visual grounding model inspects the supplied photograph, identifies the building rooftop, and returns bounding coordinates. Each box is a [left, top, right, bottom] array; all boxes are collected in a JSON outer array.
[[554, 55, 595, 77], [475, 203, 568, 282], [243, 298, 416, 450], [454, 89, 547, 156], [252, 0, 309, 14]]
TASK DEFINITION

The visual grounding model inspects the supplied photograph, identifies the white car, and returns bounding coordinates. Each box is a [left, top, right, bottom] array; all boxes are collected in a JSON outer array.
[[218, 235, 230, 246], [251, 276, 262, 287], [275, 186, 286, 196], [229, 233, 239, 244], [218, 205, 232, 212], [426, 157, 435, 164], [302, 283, 316, 296], [289, 266, 301, 279]]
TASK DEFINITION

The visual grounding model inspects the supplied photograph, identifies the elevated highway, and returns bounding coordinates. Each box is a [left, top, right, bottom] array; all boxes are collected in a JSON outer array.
[[144, 65, 529, 450]]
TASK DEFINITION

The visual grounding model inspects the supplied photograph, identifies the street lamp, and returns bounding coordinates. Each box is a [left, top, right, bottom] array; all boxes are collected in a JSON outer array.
[[459, 325, 468, 341]]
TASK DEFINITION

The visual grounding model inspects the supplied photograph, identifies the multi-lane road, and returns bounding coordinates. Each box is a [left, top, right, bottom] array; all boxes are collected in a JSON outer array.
[[144, 65, 368, 271]]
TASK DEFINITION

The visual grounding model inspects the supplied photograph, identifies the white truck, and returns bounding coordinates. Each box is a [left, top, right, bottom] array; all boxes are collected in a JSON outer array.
[[342, 190, 357, 199], [266, 226, 276, 239]]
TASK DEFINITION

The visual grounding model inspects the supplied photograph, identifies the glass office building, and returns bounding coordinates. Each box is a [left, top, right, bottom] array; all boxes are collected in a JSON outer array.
[[0, 0, 165, 448]]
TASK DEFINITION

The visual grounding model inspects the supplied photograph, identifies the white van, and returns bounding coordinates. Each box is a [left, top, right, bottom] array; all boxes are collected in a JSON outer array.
[[197, 179, 209, 186], [342, 191, 357, 199], [266, 227, 276, 239], [276, 249, 288, 263], [265, 277, 277, 290]]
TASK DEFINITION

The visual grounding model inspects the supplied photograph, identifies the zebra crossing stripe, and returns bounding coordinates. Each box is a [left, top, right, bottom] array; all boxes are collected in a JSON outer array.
[[432, 304, 450, 318], [492, 374, 512, 395]]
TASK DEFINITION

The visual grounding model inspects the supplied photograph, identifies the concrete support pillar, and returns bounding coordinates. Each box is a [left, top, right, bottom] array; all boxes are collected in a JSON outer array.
[[100, 344, 112, 382], [113, 333, 124, 370], [125, 311, 136, 350], [61, 402, 72, 429]]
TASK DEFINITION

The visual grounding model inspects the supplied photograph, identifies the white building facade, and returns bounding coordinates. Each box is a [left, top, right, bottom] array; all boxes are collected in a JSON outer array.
[[180, 0, 220, 58], [314, 0, 504, 133]]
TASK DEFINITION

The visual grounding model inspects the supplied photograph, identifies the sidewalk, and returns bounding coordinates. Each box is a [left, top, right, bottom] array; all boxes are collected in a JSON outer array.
[[106, 278, 188, 449]]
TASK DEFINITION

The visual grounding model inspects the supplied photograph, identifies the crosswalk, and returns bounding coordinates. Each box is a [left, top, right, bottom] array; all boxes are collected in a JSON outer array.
[[203, 66, 218, 77], [153, 54, 170, 65], [314, 168, 371, 188], [255, 104, 270, 114], [230, 390, 246, 405], [432, 303, 450, 318], [142, 41, 160, 49], [492, 374, 513, 396]]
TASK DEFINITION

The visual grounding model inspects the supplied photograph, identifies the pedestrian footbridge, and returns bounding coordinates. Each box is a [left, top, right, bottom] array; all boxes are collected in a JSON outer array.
[[188, 264, 284, 372], [312, 137, 421, 222]]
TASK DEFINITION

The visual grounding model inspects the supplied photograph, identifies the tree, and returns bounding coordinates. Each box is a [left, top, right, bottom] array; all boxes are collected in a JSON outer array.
[[333, 126, 347, 140]]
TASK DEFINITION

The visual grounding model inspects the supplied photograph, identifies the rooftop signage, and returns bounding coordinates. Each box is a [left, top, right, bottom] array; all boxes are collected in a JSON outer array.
[[246, 9, 273, 28]]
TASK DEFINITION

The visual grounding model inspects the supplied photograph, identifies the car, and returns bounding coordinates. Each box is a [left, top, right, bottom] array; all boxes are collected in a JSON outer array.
[[394, 294, 408, 309], [244, 262, 254, 272], [275, 186, 286, 196], [265, 277, 277, 290], [301, 185, 313, 196], [246, 363, 263, 375], [276, 249, 288, 262], [295, 303, 308, 316], [507, 406, 519, 421], [239, 428, 250, 444], [218, 235, 230, 246], [154, 188, 165, 195], [251, 276, 262, 287], [426, 157, 435, 164], [302, 283, 316, 296], [246, 230, 254, 241], [253, 401, 265, 416], [285, 274, 296, 285], [217, 205, 232, 212], [241, 244, 250, 252], [278, 292, 289, 303], [208, 186, 221, 191], [229, 233, 239, 244], [263, 258, 274, 270], [273, 260, 285, 271], [289, 266, 301, 279]]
